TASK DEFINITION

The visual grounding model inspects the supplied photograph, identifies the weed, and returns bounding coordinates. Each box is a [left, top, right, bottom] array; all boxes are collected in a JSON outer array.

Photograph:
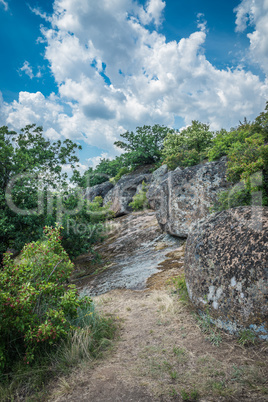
[[180, 388, 199, 401], [169, 387, 177, 397], [195, 310, 222, 346], [172, 274, 189, 304], [173, 346, 186, 356], [238, 329, 256, 346], [170, 370, 178, 380], [206, 331, 222, 346]]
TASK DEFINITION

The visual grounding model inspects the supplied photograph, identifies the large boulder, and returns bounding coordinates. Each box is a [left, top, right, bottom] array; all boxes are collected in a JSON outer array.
[[184, 206, 268, 339], [84, 181, 114, 203], [103, 173, 152, 216], [147, 158, 229, 237], [147, 164, 168, 210]]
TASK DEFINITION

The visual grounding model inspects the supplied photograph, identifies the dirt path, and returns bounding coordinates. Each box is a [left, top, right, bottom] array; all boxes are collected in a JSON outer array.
[[50, 211, 268, 401], [51, 287, 267, 402]]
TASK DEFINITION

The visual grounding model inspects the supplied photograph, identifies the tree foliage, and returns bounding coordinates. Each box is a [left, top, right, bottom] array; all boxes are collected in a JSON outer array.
[[114, 124, 172, 167], [209, 102, 268, 209], [0, 125, 111, 259], [162, 120, 213, 169]]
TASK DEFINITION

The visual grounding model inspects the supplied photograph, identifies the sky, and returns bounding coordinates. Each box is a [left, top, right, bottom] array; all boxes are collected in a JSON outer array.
[[0, 0, 268, 171]]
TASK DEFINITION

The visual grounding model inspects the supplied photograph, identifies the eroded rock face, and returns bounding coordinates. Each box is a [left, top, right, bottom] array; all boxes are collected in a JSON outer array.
[[147, 158, 229, 237], [184, 206, 268, 339], [84, 181, 114, 203], [103, 173, 152, 216]]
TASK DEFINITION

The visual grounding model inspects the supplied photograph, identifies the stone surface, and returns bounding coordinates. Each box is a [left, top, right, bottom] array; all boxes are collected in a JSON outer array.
[[103, 173, 152, 216], [74, 211, 183, 296], [84, 181, 114, 203], [147, 164, 168, 210], [184, 206, 268, 339], [148, 157, 229, 237]]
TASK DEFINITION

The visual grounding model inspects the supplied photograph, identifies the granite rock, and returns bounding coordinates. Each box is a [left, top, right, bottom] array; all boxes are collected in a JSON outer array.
[[148, 158, 229, 237], [184, 206, 268, 339]]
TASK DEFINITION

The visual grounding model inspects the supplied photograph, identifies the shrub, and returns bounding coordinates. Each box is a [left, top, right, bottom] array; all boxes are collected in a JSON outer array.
[[162, 121, 213, 169], [113, 167, 130, 183], [129, 181, 149, 211], [164, 149, 203, 170], [0, 224, 92, 373]]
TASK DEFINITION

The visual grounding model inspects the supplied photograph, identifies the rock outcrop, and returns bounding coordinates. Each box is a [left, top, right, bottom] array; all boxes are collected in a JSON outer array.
[[147, 165, 168, 210], [84, 181, 114, 203], [103, 173, 152, 217], [147, 158, 229, 237], [184, 206, 268, 339]]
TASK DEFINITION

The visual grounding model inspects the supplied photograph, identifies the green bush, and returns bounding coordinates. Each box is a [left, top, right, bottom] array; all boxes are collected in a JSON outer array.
[[113, 167, 130, 183], [0, 224, 92, 373], [129, 181, 149, 211], [162, 120, 213, 169], [164, 149, 204, 170]]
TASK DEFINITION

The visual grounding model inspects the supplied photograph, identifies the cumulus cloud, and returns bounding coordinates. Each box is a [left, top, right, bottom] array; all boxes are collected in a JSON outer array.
[[0, 0, 8, 11], [139, 0, 166, 26], [1, 0, 268, 160], [234, 0, 268, 74]]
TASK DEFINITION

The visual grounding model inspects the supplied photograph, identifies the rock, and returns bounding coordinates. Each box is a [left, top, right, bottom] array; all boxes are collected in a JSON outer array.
[[84, 181, 114, 203], [103, 173, 152, 216], [148, 157, 229, 237], [184, 206, 268, 339], [147, 165, 168, 210], [151, 164, 168, 181]]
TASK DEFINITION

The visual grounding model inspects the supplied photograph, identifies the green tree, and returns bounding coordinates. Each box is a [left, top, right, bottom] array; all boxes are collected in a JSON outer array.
[[162, 120, 213, 169], [209, 102, 268, 209], [0, 124, 111, 259], [114, 125, 172, 167], [77, 156, 125, 188]]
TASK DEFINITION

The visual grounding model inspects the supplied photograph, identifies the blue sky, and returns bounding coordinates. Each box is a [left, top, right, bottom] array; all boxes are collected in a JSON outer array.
[[0, 0, 268, 170]]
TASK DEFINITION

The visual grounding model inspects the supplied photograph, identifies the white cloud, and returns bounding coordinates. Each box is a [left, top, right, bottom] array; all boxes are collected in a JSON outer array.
[[1, 0, 268, 162], [234, 0, 268, 74], [0, 0, 8, 11], [87, 152, 112, 169], [28, 5, 52, 22], [139, 0, 166, 26], [19, 61, 43, 79], [19, 61, 34, 79]]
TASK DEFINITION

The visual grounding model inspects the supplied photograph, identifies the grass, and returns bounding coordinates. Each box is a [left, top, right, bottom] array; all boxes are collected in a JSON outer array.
[[238, 329, 256, 346], [194, 309, 223, 347], [171, 274, 189, 304], [180, 388, 199, 401], [0, 301, 117, 401]]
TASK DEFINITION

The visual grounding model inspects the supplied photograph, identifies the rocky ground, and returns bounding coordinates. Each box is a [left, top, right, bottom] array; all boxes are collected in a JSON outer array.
[[50, 211, 268, 402]]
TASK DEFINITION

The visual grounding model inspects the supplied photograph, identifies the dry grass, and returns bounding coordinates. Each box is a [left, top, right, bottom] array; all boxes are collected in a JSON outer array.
[[49, 279, 268, 402]]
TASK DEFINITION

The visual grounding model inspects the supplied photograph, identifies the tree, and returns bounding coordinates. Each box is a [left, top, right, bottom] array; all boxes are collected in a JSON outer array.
[[209, 103, 268, 209], [162, 120, 213, 169], [0, 124, 111, 259], [114, 125, 172, 167], [77, 156, 124, 188]]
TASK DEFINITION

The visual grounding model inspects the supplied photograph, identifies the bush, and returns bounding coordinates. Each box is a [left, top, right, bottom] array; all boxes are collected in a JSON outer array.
[[0, 224, 92, 373], [164, 149, 204, 170], [113, 167, 130, 183], [129, 181, 148, 211], [162, 120, 213, 169]]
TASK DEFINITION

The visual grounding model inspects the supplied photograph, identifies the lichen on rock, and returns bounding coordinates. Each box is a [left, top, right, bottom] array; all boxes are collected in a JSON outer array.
[[184, 206, 268, 339]]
